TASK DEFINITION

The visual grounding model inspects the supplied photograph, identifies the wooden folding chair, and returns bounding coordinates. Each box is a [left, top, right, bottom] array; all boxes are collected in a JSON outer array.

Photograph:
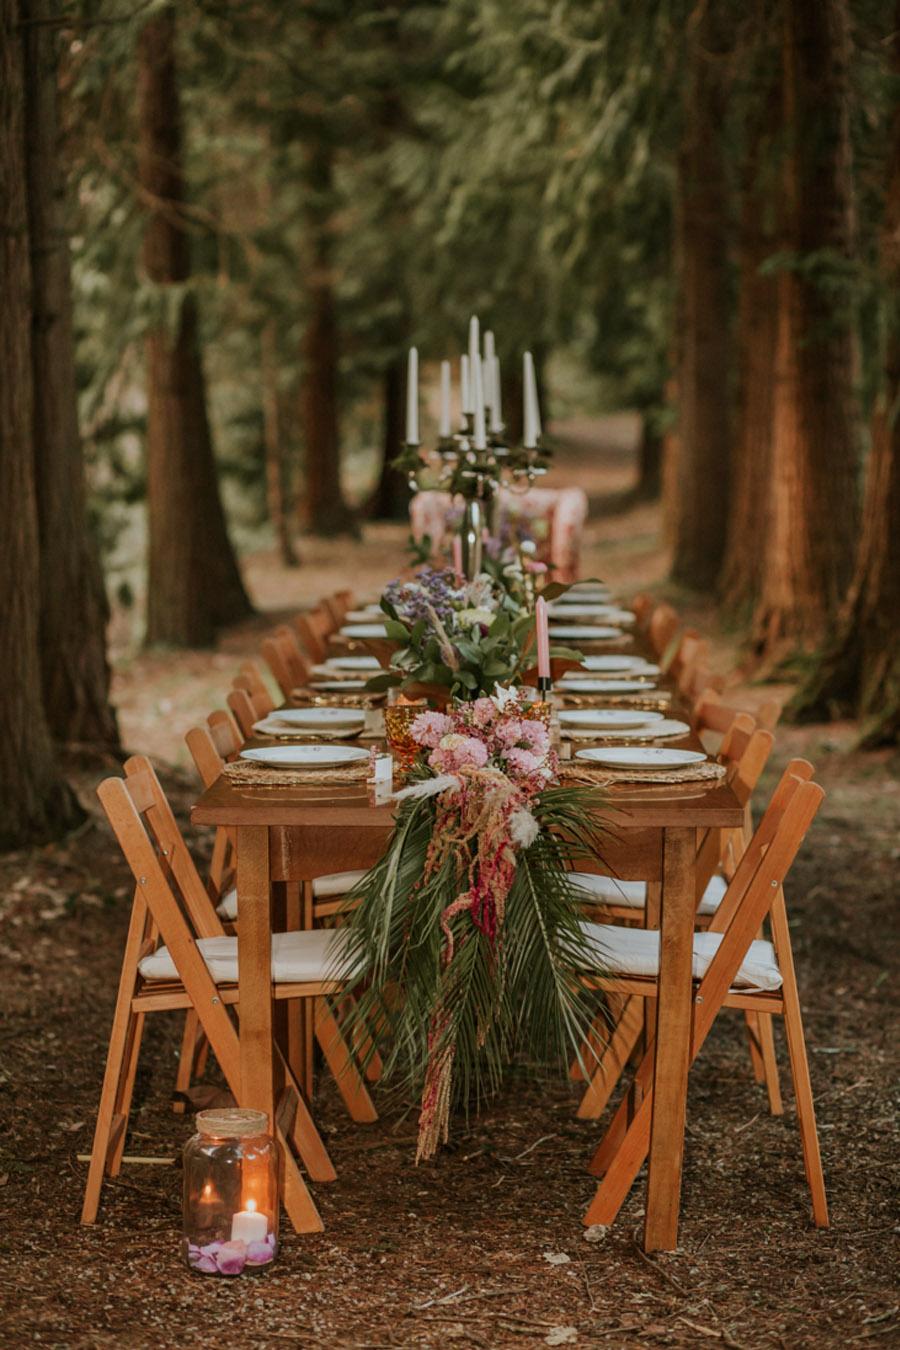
[[234, 662, 275, 715], [321, 590, 353, 627], [293, 608, 331, 663], [647, 603, 680, 661], [81, 757, 375, 1232], [579, 764, 828, 1232], [262, 628, 313, 700], [693, 686, 782, 738], [571, 715, 782, 1117], [227, 686, 272, 739], [629, 593, 655, 629], [184, 723, 378, 1099]]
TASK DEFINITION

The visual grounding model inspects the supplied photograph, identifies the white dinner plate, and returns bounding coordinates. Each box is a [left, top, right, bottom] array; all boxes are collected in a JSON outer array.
[[240, 744, 369, 770], [267, 707, 365, 730], [548, 625, 624, 641], [565, 718, 691, 742], [563, 584, 612, 600], [309, 679, 367, 692], [575, 746, 706, 770], [344, 608, 384, 622], [558, 709, 664, 730], [253, 718, 363, 741], [561, 678, 658, 694], [322, 655, 380, 671], [573, 656, 659, 676], [340, 623, 388, 638], [548, 605, 634, 625]]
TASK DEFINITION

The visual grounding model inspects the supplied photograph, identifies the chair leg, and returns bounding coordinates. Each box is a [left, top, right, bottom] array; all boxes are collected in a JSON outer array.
[[82, 895, 149, 1224], [173, 1009, 203, 1113], [108, 1011, 146, 1176], [340, 993, 383, 1083], [756, 1012, 784, 1116], [744, 1010, 767, 1083], [314, 997, 378, 1123], [570, 1005, 613, 1082], [770, 898, 828, 1226], [577, 997, 643, 1120]]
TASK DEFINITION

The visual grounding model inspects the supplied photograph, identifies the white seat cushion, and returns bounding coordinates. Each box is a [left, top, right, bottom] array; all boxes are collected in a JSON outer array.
[[138, 927, 356, 985], [312, 869, 366, 899], [570, 871, 728, 917], [580, 921, 782, 992], [215, 868, 366, 921]]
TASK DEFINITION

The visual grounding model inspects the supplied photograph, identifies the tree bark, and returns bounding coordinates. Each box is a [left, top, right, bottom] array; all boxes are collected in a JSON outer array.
[[0, 0, 82, 847], [298, 142, 354, 535], [23, 0, 119, 748], [670, 5, 733, 590], [634, 413, 663, 500], [720, 51, 780, 612], [138, 8, 252, 647], [261, 320, 298, 565], [368, 357, 410, 521], [789, 4, 900, 746], [752, 0, 859, 653]]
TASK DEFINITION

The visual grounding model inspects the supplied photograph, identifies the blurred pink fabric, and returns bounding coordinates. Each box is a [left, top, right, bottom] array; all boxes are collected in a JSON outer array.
[[409, 487, 589, 582]]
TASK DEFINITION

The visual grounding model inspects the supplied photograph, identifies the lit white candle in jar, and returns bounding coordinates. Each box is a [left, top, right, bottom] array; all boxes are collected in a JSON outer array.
[[230, 1198, 268, 1245]]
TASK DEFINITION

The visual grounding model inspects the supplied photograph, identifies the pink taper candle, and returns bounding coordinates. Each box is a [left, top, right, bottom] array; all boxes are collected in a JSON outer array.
[[535, 595, 551, 681], [452, 534, 463, 579]]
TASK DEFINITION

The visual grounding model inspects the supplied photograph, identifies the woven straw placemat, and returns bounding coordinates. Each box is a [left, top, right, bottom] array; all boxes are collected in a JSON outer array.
[[224, 759, 372, 788], [559, 759, 726, 787], [557, 692, 672, 712], [290, 688, 384, 708]]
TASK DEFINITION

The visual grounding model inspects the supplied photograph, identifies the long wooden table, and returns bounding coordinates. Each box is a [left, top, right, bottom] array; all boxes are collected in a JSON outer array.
[[191, 728, 743, 1252]]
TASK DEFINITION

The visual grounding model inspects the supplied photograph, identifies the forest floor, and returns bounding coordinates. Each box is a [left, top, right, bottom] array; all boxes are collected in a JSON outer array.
[[1, 417, 898, 1349]]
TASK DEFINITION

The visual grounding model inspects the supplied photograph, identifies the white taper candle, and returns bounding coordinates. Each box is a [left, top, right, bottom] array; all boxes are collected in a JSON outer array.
[[406, 347, 419, 444], [490, 355, 503, 433], [523, 351, 536, 447], [460, 353, 472, 415], [439, 360, 452, 437], [468, 315, 480, 378], [472, 354, 487, 450]]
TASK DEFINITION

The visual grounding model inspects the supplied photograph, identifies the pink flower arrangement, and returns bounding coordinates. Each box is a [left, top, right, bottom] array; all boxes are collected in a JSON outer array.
[[408, 689, 556, 790]]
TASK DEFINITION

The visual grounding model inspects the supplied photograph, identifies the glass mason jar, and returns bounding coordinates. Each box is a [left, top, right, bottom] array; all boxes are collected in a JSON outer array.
[[183, 1108, 279, 1275]]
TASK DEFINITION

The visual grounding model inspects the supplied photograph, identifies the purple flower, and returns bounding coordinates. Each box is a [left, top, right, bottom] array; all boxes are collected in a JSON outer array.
[[199, 1242, 223, 1257], [246, 1240, 275, 1266], [215, 1240, 248, 1276]]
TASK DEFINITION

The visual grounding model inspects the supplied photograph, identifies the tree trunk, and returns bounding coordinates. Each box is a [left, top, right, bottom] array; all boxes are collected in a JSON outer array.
[[0, 0, 82, 847], [719, 52, 780, 612], [789, 5, 900, 746], [23, 0, 119, 748], [670, 6, 733, 590], [634, 412, 662, 500], [298, 143, 354, 535], [368, 358, 410, 521], [261, 320, 298, 566], [138, 9, 252, 648], [752, 0, 859, 653]]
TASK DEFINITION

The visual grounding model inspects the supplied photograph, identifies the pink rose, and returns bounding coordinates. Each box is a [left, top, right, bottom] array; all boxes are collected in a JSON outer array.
[[471, 697, 498, 728], [246, 1239, 275, 1266], [525, 560, 548, 574], [519, 720, 550, 755], [410, 710, 453, 748], [503, 747, 541, 777], [495, 719, 525, 748], [429, 734, 489, 774]]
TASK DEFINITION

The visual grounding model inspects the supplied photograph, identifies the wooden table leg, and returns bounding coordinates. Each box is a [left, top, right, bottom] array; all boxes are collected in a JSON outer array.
[[644, 825, 696, 1253], [236, 825, 325, 1233], [236, 826, 276, 1119]]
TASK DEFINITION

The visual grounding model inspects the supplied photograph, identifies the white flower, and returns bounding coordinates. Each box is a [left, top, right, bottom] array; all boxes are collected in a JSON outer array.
[[464, 576, 497, 610], [491, 684, 520, 712], [519, 540, 537, 556], [509, 807, 539, 848], [456, 607, 494, 628]]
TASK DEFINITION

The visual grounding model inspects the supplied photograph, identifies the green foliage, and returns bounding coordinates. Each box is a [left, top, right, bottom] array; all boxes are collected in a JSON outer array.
[[336, 778, 610, 1128]]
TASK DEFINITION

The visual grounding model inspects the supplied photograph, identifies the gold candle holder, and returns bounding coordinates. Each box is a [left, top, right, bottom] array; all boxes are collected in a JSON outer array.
[[384, 702, 427, 772]]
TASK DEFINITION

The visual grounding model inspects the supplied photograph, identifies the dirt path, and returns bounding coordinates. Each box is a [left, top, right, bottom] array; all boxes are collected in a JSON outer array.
[[1, 420, 898, 1347]]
